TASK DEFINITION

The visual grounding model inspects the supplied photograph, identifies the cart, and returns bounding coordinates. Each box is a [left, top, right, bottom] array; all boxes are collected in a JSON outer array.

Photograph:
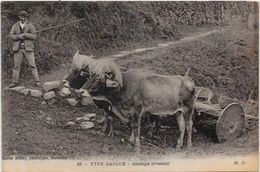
[[194, 87, 257, 142]]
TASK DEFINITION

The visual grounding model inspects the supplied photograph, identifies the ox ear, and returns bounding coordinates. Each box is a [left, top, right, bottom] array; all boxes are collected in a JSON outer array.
[[106, 79, 119, 88]]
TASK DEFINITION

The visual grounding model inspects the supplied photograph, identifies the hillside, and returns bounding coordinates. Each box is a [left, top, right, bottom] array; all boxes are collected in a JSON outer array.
[[1, 1, 257, 75]]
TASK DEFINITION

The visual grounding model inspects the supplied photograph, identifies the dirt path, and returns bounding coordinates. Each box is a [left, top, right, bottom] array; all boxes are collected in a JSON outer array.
[[40, 29, 222, 83], [111, 29, 221, 64]]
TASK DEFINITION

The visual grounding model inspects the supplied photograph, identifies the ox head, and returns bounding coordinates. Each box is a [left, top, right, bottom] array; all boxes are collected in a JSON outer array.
[[63, 68, 90, 89], [79, 59, 123, 97], [63, 51, 94, 89]]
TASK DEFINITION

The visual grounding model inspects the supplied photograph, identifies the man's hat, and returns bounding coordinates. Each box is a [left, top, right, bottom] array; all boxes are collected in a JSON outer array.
[[17, 11, 29, 17]]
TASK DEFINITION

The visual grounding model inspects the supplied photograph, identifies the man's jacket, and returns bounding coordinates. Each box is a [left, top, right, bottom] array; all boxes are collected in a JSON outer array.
[[9, 21, 37, 52]]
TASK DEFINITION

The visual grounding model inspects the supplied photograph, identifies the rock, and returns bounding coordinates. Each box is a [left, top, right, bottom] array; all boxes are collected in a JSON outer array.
[[81, 97, 94, 105], [4, 86, 11, 91], [76, 116, 90, 121], [43, 91, 56, 100], [42, 81, 61, 92], [46, 117, 53, 125], [13, 86, 26, 91], [9, 86, 26, 92], [30, 89, 43, 97], [64, 121, 76, 127], [60, 87, 71, 97], [20, 88, 30, 95], [58, 91, 65, 97], [80, 121, 95, 129], [84, 113, 97, 118], [48, 99, 57, 105], [66, 98, 78, 106], [41, 101, 47, 105]]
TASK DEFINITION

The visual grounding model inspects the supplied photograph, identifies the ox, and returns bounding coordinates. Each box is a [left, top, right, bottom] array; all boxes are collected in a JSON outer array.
[[63, 51, 128, 136], [79, 60, 196, 153]]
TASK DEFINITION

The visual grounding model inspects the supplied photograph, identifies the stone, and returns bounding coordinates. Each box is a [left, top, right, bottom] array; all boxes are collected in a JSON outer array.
[[4, 86, 11, 91], [43, 91, 56, 100], [10, 86, 26, 92], [20, 88, 30, 95], [64, 121, 76, 127], [81, 97, 94, 106], [80, 121, 94, 129], [42, 81, 61, 92], [84, 113, 97, 118], [76, 116, 90, 121], [60, 87, 71, 97], [48, 99, 57, 105], [66, 98, 78, 106], [30, 89, 43, 97]]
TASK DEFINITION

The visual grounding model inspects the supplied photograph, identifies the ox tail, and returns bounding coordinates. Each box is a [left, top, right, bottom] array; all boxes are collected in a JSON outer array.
[[191, 87, 201, 122], [185, 67, 191, 77]]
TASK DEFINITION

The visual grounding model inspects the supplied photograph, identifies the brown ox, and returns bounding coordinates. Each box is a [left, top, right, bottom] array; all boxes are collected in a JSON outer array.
[[80, 61, 196, 153]]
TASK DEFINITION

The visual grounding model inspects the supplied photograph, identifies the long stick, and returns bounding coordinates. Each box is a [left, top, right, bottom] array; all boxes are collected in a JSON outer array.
[[4, 17, 86, 39], [35, 17, 86, 33]]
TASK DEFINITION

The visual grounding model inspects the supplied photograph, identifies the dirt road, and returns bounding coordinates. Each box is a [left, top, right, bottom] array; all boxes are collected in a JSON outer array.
[[40, 29, 222, 82]]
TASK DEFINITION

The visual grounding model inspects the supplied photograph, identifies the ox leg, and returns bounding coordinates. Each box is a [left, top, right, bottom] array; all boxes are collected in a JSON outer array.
[[147, 115, 153, 137], [129, 115, 135, 143], [134, 112, 142, 153], [101, 111, 108, 133], [176, 112, 185, 149], [147, 115, 159, 137], [107, 116, 114, 137], [183, 105, 193, 150], [186, 116, 193, 149], [129, 109, 135, 143]]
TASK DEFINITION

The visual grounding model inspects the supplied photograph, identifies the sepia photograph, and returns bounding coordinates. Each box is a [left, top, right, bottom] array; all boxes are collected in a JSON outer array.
[[1, 1, 259, 171]]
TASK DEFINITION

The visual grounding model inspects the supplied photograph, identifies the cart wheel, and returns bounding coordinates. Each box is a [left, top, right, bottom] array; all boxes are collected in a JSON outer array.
[[216, 103, 245, 142]]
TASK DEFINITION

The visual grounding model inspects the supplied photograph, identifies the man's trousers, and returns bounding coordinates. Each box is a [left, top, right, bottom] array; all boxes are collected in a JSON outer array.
[[12, 49, 40, 83]]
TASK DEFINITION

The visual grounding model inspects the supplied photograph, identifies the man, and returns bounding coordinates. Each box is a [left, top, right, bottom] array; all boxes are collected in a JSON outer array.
[[9, 11, 41, 88]]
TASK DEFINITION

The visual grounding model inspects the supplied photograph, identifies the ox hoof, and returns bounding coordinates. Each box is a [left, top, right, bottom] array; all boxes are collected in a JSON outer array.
[[134, 147, 141, 154], [129, 136, 135, 144], [175, 145, 183, 150], [187, 144, 193, 150]]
